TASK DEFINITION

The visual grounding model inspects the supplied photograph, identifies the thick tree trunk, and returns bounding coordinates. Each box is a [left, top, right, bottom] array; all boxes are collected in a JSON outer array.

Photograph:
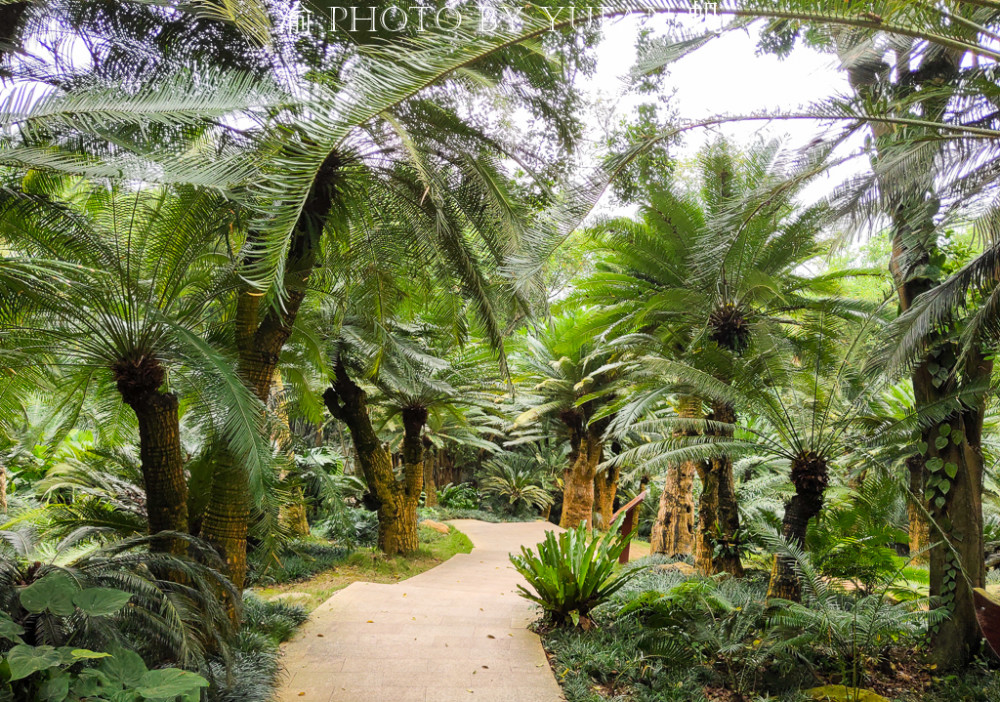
[[593, 459, 618, 530], [837, 35, 987, 667], [201, 154, 341, 586], [422, 435, 438, 507], [767, 452, 829, 601], [907, 455, 929, 563], [323, 364, 421, 555], [651, 396, 700, 558], [0, 461, 6, 513], [694, 459, 719, 574], [922, 387, 987, 668], [560, 427, 602, 531], [199, 450, 249, 587], [695, 401, 743, 576], [114, 358, 188, 556]]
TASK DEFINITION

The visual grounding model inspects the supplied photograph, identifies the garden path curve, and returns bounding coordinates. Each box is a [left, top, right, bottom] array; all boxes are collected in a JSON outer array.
[[276, 519, 566, 702]]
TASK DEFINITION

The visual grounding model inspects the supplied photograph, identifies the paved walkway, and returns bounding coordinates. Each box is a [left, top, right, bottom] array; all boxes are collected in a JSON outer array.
[[276, 520, 566, 702]]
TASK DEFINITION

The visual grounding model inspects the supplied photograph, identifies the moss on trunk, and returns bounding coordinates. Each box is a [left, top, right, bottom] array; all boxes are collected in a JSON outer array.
[[593, 461, 619, 530], [324, 363, 422, 555], [695, 401, 743, 577], [422, 435, 438, 507]]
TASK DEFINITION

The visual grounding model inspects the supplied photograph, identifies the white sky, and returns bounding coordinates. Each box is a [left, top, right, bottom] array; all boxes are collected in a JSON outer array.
[[582, 14, 869, 211]]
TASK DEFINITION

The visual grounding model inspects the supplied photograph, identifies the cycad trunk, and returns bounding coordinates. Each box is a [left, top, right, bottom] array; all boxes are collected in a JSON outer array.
[[838, 35, 989, 668], [323, 364, 422, 554], [651, 396, 700, 557], [767, 452, 829, 601], [694, 401, 743, 576], [906, 455, 929, 564], [199, 450, 249, 587], [200, 154, 341, 588], [422, 436, 438, 507], [114, 358, 188, 556], [0, 462, 6, 513], [593, 460, 618, 530]]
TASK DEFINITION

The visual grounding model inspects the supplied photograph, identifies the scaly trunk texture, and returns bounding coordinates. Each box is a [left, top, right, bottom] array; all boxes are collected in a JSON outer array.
[[838, 32, 989, 668], [422, 435, 438, 507], [694, 401, 743, 577], [767, 452, 829, 601], [559, 436, 595, 530], [273, 373, 310, 537], [651, 396, 700, 557], [201, 154, 342, 588], [0, 461, 6, 513], [323, 363, 421, 554], [593, 457, 618, 530], [907, 455, 929, 564], [114, 357, 188, 555], [199, 450, 248, 588]]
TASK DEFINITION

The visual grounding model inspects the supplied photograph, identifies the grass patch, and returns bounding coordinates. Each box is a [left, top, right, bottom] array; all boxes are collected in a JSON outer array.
[[253, 525, 473, 612]]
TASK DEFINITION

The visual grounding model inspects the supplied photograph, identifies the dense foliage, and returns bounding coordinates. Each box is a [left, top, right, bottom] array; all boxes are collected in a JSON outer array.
[[3, 1, 1000, 700]]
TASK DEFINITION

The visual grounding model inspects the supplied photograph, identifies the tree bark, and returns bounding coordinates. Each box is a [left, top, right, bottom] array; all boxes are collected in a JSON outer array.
[[114, 358, 188, 556], [0, 460, 7, 513], [907, 455, 929, 563], [422, 435, 438, 507], [694, 401, 743, 576], [323, 363, 421, 554], [651, 396, 699, 558], [201, 153, 342, 587], [559, 435, 595, 530], [593, 457, 618, 530], [767, 452, 829, 601], [199, 449, 249, 586]]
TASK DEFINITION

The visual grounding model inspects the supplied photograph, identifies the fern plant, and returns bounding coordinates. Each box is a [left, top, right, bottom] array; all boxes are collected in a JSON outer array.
[[510, 514, 639, 627], [764, 533, 929, 691], [480, 455, 554, 516]]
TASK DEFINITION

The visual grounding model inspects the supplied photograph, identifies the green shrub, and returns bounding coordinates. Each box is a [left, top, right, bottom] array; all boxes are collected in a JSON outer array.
[[0, 576, 208, 701], [311, 507, 379, 548], [510, 515, 640, 626], [203, 595, 308, 702], [247, 540, 351, 586], [480, 454, 554, 516], [436, 483, 480, 510]]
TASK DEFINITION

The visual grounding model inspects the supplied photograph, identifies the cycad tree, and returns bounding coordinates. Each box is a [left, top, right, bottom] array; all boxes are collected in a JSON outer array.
[[513, 313, 620, 530], [612, 311, 885, 600], [0, 180, 271, 560], [581, 140, 867, 574]]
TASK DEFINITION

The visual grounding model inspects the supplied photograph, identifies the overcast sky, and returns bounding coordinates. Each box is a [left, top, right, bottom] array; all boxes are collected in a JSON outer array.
[[582, 14, 867, 210]]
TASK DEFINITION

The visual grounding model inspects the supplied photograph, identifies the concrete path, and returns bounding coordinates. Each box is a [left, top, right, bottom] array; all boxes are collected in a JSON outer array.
[[276, 520, 565, 702]]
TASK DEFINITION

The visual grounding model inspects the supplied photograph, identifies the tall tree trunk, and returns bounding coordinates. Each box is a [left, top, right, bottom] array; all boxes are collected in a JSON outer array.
[[201, 154, 342, 587], [906, 455, 929, 563], [272, 372, 309, 536], [651, 396, 700, 558], [836, 32, 988, 668], [593, 458, 618, 530], [323, 363, 421, 554], [114, 358, 188, 555], [0, 460, 7, 513], [422, 435, 438, 507], [767, 452, 829, 601], [199, 449, 248, 586], [695, 401, 743, 576], [559, 439, 594, 530]]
